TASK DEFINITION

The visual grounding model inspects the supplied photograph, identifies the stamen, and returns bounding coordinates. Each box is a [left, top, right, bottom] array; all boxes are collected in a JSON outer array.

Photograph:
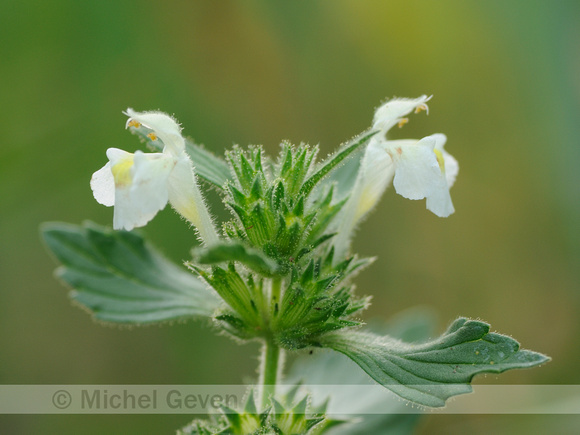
[[127, 119, 141, 128], [147, 133, 158, 141], [414, 104, 429, 114], [397, 118, 409, 128]]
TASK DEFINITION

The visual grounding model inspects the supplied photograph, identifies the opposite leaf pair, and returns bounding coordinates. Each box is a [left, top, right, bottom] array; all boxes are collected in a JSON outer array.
[[42, 222, 549, 410]]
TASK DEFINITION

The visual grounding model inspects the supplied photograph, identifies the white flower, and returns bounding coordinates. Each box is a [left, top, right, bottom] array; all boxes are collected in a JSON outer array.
[[333, 96, 458, 259], [385, 133, 458, 217], [90, 109, 219, 245]]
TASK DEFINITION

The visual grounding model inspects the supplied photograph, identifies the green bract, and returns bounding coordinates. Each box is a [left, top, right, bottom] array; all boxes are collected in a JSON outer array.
[[178, 389, 345, 435], [188, 136, 376, 349]]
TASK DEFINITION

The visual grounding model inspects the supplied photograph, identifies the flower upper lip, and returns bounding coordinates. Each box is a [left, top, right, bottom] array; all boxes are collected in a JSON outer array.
[[124, 108, 185, 156]]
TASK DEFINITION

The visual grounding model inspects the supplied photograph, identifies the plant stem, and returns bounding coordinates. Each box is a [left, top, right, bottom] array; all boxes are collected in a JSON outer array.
[[259, 277, 284, 410], [258, 276, 284, 409], [259, 339, 281, 410]]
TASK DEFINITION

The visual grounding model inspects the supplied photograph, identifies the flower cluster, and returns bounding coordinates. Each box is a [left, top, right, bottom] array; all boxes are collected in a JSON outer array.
[[91, 96, 457, 251], [89, 96, 458, 349]]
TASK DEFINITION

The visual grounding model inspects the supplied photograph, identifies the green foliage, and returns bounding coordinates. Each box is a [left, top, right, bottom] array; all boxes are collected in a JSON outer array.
[[178, 388, 346, 435], [192, 242, 280, 277], [181, 135, 375, 346], [42, 129, 550, 420], [289, 307, 439, 435], [298, 131, 375, 198], [221, 135, 372, 264], [189, 250, 372, 347], [272, 251, 372, 350], [321, 317, 550, 407], [41, 221, 220, 324]]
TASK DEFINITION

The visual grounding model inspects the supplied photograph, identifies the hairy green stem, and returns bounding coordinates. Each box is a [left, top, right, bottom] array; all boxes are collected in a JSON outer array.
[[258, 276, 284, 409], [259, 339, 282, 410]]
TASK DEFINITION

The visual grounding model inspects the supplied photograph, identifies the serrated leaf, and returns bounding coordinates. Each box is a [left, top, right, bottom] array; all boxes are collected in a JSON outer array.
[[41, 221, 220, 324], [288, 308, 437, 435], [321, 317, 550, 407], [130, 126, 232, 188], [193, 242, 280, 277]]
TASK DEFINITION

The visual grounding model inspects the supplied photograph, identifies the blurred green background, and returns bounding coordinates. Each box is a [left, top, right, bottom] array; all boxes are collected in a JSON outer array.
[[1, 0, 579, 433]]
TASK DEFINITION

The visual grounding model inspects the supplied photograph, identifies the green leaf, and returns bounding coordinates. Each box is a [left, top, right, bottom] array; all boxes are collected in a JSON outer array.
[[288, 308, 437, 435], [322, 145, 364, 200], [130, 125, 232, 188], [298, 131, 376, 199], [185, 139, 233, 188], [41, 221, 220, 324], [192, 242, 280, 277], [321, 317, 550, 407]]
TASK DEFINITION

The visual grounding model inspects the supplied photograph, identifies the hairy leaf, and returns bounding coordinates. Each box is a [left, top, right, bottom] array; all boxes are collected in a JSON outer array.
[[185, 139, 233, 188], [42, 221, 220, 324], [193, 242, 280, 277], [321, 317, 550, 407], [298, 131, 376, 198], [288, 307, 438, 434]]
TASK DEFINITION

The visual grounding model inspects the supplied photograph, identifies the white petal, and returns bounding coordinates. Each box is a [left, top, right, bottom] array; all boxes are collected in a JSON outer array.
[[373, 95, 431, 134], [124, 108, 185, 155], [106, 147, 133, 165], [90, 148, 134, 207], [389, 136, 440, 200], [112, 151, 175, 231], [431, 133, 447, 149], [90, 162, 115, 207], [426, 180, 455, 217], [443, 151, 458, 188]]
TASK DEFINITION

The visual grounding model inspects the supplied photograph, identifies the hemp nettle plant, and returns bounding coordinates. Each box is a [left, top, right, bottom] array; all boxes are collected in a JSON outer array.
[[42, 96, 548, 434]]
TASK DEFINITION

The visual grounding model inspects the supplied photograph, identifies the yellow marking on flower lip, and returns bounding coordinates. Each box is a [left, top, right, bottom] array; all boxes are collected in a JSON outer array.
[[111, 156, 134, 187], [414, 104, 428, 114], [127, 119, 141, 128], [434, 149, 445, 172], [397, 118, 409, 128], [147, 132, 158, 141]]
